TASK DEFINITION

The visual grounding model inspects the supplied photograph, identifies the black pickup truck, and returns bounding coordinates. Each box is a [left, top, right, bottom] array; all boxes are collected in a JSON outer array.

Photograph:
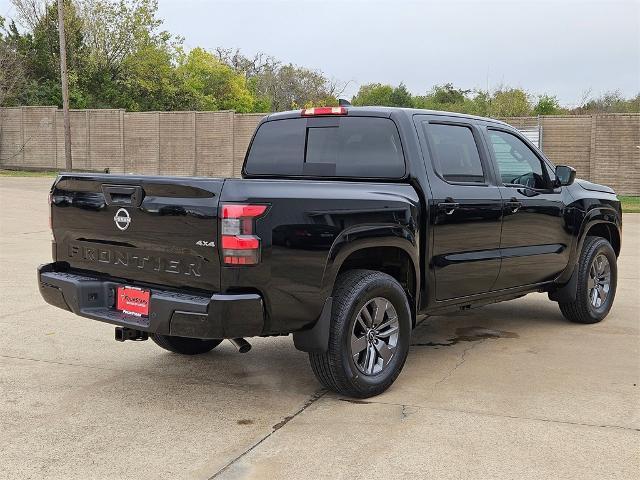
[[39, 106, 622, 398]]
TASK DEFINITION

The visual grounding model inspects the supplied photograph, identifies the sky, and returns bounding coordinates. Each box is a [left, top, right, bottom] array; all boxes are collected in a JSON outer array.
[[2, 0, 639, 106]]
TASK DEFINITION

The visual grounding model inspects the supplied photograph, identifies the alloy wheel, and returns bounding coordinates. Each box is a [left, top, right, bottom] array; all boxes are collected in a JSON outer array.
[[350, 297, 400, 375], [587, 253, 611, 309]]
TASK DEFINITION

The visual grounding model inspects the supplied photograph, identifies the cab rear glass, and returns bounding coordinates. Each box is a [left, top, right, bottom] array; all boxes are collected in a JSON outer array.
[[244, 117, 406, 178]]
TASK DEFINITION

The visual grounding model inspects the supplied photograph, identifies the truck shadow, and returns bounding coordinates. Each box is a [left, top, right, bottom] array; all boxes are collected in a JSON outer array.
[[410, 294, 568, 349], [103, 294, 567, 398]]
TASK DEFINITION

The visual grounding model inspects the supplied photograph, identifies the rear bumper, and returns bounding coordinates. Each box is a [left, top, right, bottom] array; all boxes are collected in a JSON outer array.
[[37, 263, 264, 339]]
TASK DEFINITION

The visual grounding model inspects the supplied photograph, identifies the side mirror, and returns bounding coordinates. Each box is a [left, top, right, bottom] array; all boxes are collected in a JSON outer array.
[[555, 165, 576, 186]]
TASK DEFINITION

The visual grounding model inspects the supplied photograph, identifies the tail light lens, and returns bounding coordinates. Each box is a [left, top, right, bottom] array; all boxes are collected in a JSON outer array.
[[220, 204, 267, 265], [48, 192, 53, 235]]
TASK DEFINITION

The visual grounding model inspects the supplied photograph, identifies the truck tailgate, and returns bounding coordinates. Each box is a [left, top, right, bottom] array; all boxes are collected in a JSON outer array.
[[51, 174, 223, 292]]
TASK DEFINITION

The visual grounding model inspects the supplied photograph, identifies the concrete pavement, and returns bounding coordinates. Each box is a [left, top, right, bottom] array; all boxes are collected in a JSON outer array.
[[0, 177, 638, 479]]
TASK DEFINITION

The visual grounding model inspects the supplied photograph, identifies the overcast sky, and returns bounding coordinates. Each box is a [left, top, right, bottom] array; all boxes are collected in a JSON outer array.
[[2, 0, 638, 106]]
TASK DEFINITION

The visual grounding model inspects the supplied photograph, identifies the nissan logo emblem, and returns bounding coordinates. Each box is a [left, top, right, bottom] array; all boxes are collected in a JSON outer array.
[[114, 208, 131, 231]]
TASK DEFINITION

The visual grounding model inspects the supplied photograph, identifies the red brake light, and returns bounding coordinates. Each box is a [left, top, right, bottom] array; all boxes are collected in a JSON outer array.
[[220, 204, 268, 266], [301, 106, 347, 117], [48, 193, 53, 237], [222, 204, 267, 219]]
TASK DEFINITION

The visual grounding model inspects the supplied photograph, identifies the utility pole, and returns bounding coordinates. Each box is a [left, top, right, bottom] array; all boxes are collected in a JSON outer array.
[[57, 0, 72, 170]]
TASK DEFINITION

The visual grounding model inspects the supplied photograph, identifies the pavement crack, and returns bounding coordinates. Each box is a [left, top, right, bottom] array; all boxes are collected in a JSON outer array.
[[336, 398, 638, 432], [434, 338, 486, 387], [0, 353, 121, 372], [208, 389, 327, 479], [401, 404, 410, 420], [0, 305, 49, 319]]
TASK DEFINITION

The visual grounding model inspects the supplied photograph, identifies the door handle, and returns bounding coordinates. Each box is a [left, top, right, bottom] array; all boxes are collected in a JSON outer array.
[[505, 200, 522, 213], [102, 185, 144, 207], [438, 202, 460, 215]]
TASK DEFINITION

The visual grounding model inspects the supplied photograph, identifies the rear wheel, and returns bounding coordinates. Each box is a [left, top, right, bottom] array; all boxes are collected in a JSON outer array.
[[309, 269, 411, 398], [150, 334, 222, 355], [558, 236, 617, 324]]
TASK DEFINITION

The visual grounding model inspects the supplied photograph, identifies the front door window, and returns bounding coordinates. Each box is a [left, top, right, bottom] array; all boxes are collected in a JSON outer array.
[[488, 130, 549, 189]]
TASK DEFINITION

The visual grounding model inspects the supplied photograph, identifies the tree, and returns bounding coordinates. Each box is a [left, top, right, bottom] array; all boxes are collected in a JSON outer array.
[[175, 48, 255, 112], [80, 0, 170, 75], [8, 0, 87, 107], [575, 90, 640, 114], [4, 2, 638, 116], [351, 83, 395, 106], [352, 82, 417, 108], [533, 95, 563, 115], [413, 83, 475, 113], [0, 16, 27, 106], [116, 43, 181, 110], [215, 48, 345, 111], [79, 0, 181, 108], [9, 0, 46, 30], [389, 83, 413, 107], [489, 87, 532, 117]]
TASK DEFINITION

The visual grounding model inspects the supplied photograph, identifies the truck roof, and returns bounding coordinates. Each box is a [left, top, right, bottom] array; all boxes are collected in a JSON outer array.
[[266, 106, 512, 128]]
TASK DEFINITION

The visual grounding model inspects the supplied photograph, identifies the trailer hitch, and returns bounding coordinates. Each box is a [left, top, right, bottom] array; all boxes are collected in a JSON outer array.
[[115, 327, 148, 342]]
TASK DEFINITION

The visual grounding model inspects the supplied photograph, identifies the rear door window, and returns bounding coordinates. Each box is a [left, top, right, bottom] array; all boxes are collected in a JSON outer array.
[[423, 123, 485, 183], [245, 117, 405, 178]]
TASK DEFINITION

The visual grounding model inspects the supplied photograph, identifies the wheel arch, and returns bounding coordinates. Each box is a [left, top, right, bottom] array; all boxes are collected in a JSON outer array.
[[550, 212, 620, 303], [322, 236, 420, 325], [582, 221, 621, 257]]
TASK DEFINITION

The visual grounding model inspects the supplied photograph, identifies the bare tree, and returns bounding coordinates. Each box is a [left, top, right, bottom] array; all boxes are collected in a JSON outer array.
[[9, 0, 46, 30], [214, 47, 280, 78], [214, 47, 349, 111]]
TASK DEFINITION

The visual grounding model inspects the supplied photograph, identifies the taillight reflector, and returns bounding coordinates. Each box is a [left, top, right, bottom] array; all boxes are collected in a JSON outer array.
[[221, 236, 259, 250], [301, 106, 347, 117]]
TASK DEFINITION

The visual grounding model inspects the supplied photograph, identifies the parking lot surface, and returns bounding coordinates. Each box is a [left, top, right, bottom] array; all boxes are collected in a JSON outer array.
[[1, 177, 638, 480]]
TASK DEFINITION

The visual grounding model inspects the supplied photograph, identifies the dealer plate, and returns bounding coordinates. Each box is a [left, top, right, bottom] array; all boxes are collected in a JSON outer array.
[[116, 286, 150, 317]]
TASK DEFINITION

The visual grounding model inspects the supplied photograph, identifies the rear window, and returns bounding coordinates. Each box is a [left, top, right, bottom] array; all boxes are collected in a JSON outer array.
[[245, 117, 405, 178]]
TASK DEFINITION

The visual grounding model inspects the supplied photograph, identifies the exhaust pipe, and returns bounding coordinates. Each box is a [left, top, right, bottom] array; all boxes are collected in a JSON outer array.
[[229, 337, 251, 353], [115, 327, 149, 342]]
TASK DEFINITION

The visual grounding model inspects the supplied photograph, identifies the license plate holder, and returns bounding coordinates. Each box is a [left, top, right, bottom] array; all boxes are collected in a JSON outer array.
[[116, 286, 150, 317]]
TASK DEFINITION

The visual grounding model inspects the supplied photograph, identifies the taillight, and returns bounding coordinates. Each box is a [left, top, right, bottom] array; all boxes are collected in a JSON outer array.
[[301, 106, 347, 116], [220, 204, 268, 265], [48, 193, 53, 233]]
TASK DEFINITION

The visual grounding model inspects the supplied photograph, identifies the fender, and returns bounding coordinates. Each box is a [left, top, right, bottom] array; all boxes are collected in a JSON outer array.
[[575, 208, 621, 255], [293, 225, 419, 353], [321, 224, 420, 297], [550, 205, 620, 301]]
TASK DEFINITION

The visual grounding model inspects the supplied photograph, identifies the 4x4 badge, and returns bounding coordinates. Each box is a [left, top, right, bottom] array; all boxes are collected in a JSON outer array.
[[114, 208, 131, 231]]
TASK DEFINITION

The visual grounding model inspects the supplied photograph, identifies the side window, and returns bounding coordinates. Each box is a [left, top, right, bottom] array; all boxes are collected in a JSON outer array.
[[424, 123, 485, 183], [488, 130, 549, 189]]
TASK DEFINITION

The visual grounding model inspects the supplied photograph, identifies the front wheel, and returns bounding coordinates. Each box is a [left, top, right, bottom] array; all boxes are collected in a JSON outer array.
[[150, 334, 222, 355], [309, 269, 412, 398], [559, 236, 617, 324]]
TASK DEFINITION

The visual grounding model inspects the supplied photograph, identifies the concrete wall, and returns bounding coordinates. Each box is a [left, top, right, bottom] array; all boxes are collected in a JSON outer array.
[[0, 107, 264, 178], [1, 107, 638, 195], [504, 114, 640, 195]]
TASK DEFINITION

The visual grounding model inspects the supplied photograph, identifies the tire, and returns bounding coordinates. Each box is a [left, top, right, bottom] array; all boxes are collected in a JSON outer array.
[[309, 269, 412, 398], [559, 236, 617, 324], [150, 334, 222, 355]]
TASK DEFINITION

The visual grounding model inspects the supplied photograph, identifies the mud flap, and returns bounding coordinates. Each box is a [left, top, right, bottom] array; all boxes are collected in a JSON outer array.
[[548, 267, 578, 303], [292, 297, 333, 353]]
